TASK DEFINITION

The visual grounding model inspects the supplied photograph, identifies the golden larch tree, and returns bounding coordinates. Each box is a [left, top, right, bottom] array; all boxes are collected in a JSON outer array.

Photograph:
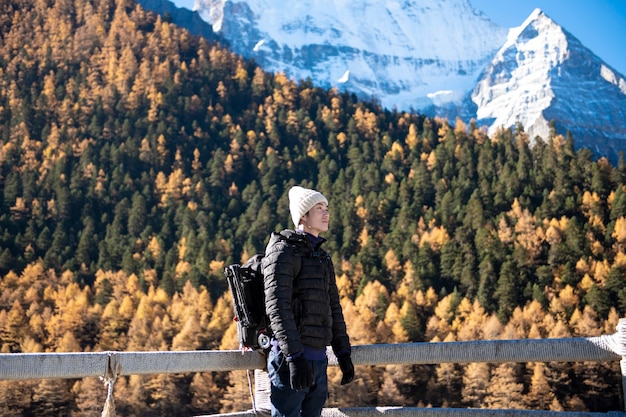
[[461, 361, 490, 407], [484, 362, 525, 409], [527, 362, 555, 409]]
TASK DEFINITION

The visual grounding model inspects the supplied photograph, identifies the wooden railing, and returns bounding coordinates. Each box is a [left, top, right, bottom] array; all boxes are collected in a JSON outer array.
[[1, 319, 625, 417]]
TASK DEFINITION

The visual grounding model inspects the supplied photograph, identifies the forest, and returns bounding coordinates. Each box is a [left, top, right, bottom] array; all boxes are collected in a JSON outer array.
[[0, 0, 624, 415]]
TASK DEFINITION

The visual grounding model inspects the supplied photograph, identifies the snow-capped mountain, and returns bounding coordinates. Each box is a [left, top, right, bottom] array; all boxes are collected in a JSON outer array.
[[192, 0, 508, 111], [472, 9, 626, 159], [138, 0, 626, 162]]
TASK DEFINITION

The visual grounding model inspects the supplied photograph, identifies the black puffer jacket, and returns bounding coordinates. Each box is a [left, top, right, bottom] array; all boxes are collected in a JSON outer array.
[[262, 229, 351, 358]]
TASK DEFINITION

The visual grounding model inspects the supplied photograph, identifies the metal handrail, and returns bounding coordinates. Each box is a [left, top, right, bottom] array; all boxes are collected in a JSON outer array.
[[1, 319, 625, 416]]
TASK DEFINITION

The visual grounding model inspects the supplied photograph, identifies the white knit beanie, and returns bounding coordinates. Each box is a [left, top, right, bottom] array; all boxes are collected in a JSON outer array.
[[288, 186, 328, 226]]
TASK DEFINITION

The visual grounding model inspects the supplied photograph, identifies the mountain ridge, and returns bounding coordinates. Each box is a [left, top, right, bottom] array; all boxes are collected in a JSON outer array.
[[141, 0, 626, 162]]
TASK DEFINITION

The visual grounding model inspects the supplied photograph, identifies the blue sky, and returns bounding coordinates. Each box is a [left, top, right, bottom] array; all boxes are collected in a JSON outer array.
[[470, 0, 626, 76]]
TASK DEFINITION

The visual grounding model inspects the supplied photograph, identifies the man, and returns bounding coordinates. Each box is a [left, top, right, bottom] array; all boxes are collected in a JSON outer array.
[[262, 185, 355, 417]]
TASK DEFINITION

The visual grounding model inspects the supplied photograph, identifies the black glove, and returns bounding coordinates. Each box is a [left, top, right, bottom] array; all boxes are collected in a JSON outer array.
[[338, 354, 355, 385], [288, 356, 313, 391]]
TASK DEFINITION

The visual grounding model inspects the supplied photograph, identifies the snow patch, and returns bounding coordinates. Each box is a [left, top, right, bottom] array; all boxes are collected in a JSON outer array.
[[601, 64, 626, 95], [337, 70, 350, 84], [196, 0, 227, 32], [253, 39, 265, 52]]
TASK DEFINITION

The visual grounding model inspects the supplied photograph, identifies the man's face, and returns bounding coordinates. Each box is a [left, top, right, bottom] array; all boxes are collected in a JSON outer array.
[[302, 202, 329, 236]]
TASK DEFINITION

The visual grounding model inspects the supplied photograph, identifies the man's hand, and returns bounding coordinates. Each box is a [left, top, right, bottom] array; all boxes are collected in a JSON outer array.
[[338, 354, 354, 385], [288, 356, 314, 390]]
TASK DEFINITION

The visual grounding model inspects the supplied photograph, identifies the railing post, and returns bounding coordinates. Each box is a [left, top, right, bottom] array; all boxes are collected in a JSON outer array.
[[254, 369, 271, 415], [618, 318, 626, 412]]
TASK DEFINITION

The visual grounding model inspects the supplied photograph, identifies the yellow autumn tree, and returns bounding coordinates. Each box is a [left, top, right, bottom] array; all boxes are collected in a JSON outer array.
[[527, 362, 556, 409], [425, 293, 457, 341], [383, 248, 402, 283], [3, 293, 34, 353], [513, 203, 543, 261], [342, 298, 376, 345], [461, 361, 489, 407], [406, 123, 419, 148], [73, 377, 107, 417], [383, 302, 410, 343], [455, 299, 489, 341], [190, 371, 225, 414], [484, 362, 525, 409], [611, 216, 626, 249], [171, 314, 202, 351], [206, 293, 235, 349], [355, 280, 388, 324], [98, 299, 125, 351]]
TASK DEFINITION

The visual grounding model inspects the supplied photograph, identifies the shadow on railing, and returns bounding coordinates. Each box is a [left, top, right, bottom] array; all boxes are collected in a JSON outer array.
[[1, 319, 625, 417]]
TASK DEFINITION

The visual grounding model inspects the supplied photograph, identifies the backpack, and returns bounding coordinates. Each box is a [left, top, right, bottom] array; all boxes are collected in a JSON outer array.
[[225, 232, 309, 351], [224, 254, 272, 351]]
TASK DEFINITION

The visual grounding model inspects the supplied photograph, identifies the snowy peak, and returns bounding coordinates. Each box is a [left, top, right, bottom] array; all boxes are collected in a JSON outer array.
[[192, 0, 508, 110], [472, 8, 626, 157], [512, 9, 568, 60], [473, 9, 569, 138], [515, 8, 543, 36]]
